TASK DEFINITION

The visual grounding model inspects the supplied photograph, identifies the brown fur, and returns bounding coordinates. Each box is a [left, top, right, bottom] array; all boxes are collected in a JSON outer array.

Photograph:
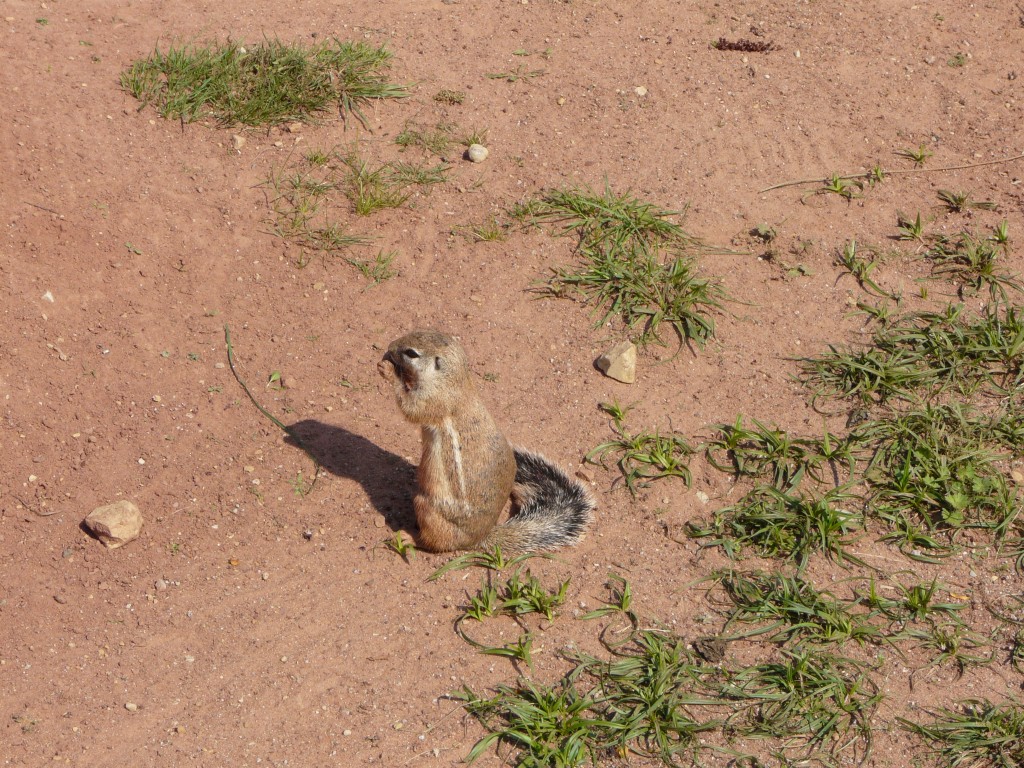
[[379, 329, 594, 553], [378, 330, 517, 551]]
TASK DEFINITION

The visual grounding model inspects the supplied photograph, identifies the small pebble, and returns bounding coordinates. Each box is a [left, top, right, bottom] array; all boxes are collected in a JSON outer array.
[[155, 579, 168, 592], [125, 703, 138, 712], [634, 85, 648, 96]]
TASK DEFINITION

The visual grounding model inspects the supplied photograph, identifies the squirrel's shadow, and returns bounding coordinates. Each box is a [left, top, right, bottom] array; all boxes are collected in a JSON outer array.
[[285, 420, 416, 533]]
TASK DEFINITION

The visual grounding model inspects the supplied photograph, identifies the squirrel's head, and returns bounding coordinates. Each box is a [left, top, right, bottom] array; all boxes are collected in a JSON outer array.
[[378, 329, 474, 424]]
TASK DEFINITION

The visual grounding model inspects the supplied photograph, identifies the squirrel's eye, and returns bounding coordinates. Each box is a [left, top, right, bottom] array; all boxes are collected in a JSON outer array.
[[434, 356, 442, 370], [402, 348, 420, 359]]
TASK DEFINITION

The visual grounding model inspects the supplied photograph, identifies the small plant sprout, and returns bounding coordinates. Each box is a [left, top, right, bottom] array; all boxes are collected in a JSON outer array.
[[460, 126, 489, 147], [750, 223, 777, 243], [475, 633, 535, 668], [466, 215, 508, 242], [304, 148, 331, 166], [290, 470, 314, 497], [347, 250, 398, 285], [896, 211, 927, 243], [384, 532, 416, 562], [990, 219, 1010, 246], [836, 240, 899, 299], [895, 144, 933, 166], [805, 173, 863, 202], [937, 189, 997, 213]]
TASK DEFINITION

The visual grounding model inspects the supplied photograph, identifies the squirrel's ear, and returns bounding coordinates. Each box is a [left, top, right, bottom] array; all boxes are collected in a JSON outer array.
[[434, 356, 443, 370]]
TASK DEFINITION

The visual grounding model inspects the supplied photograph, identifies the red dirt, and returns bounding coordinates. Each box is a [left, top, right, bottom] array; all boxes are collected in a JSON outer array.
[[3, 1, 1023, 765]]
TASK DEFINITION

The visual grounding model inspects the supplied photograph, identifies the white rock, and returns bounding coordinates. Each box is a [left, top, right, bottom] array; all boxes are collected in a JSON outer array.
[[84, 501, 143, 549], [467, 144, 489, 163], [596, 341, 637, 383]]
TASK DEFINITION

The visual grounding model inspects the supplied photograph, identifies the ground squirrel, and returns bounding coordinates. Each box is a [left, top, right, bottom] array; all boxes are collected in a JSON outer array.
[[377, 329, 595, 553]]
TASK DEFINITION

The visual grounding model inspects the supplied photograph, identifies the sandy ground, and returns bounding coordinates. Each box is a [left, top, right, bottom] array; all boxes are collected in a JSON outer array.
[[2, 1, 1023, 765]]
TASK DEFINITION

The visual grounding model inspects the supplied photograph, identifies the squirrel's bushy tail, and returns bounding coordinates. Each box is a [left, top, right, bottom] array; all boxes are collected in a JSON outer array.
[[483, 449, 595, 553]]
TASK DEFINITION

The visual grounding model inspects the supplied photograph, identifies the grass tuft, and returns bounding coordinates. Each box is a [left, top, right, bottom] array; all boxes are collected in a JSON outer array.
[[586, 402, 694, 496], [523, 183, 728, 348], [900, 699, 1024, 768], [121, 38, 407, 128]]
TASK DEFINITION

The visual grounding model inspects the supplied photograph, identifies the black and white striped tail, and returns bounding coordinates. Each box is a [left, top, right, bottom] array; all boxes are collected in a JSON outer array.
[[496, 448, 595, 551]]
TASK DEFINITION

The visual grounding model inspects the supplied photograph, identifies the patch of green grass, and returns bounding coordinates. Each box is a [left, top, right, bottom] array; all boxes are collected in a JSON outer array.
[[341, 154, 411, 214], [459, 126, 489, 146], [924, 231, 1022, 304], [386, 159, 450, 187], [586, 401, 694, 496], [854, 404, 1020, 558], [705, 416, 854, 490], [901, 622, 993, 679], [429, 546, 549, 581], [395, 121, 455, 154], [577, 630, 721, 763], [460, 569, 571, 625], [456, 679, 600, 766], [265, 162, 370, 264], [714, 571, 880, 646], [800, 304, 1024, 403], [900, 699, 1024, 768], [121, 38, 407, 127], [464, 215, 509, 243], [304, 148, 332, 166], [525, 184, 727, 348], [579, 573, 639, 628], [340, 153, 449, 215], [347, 250, 398, 284], [717, 648, 882, 763], [991, 219, 1011, 247], [687, 486, 865, 570], [864, 577, 967, 625]]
